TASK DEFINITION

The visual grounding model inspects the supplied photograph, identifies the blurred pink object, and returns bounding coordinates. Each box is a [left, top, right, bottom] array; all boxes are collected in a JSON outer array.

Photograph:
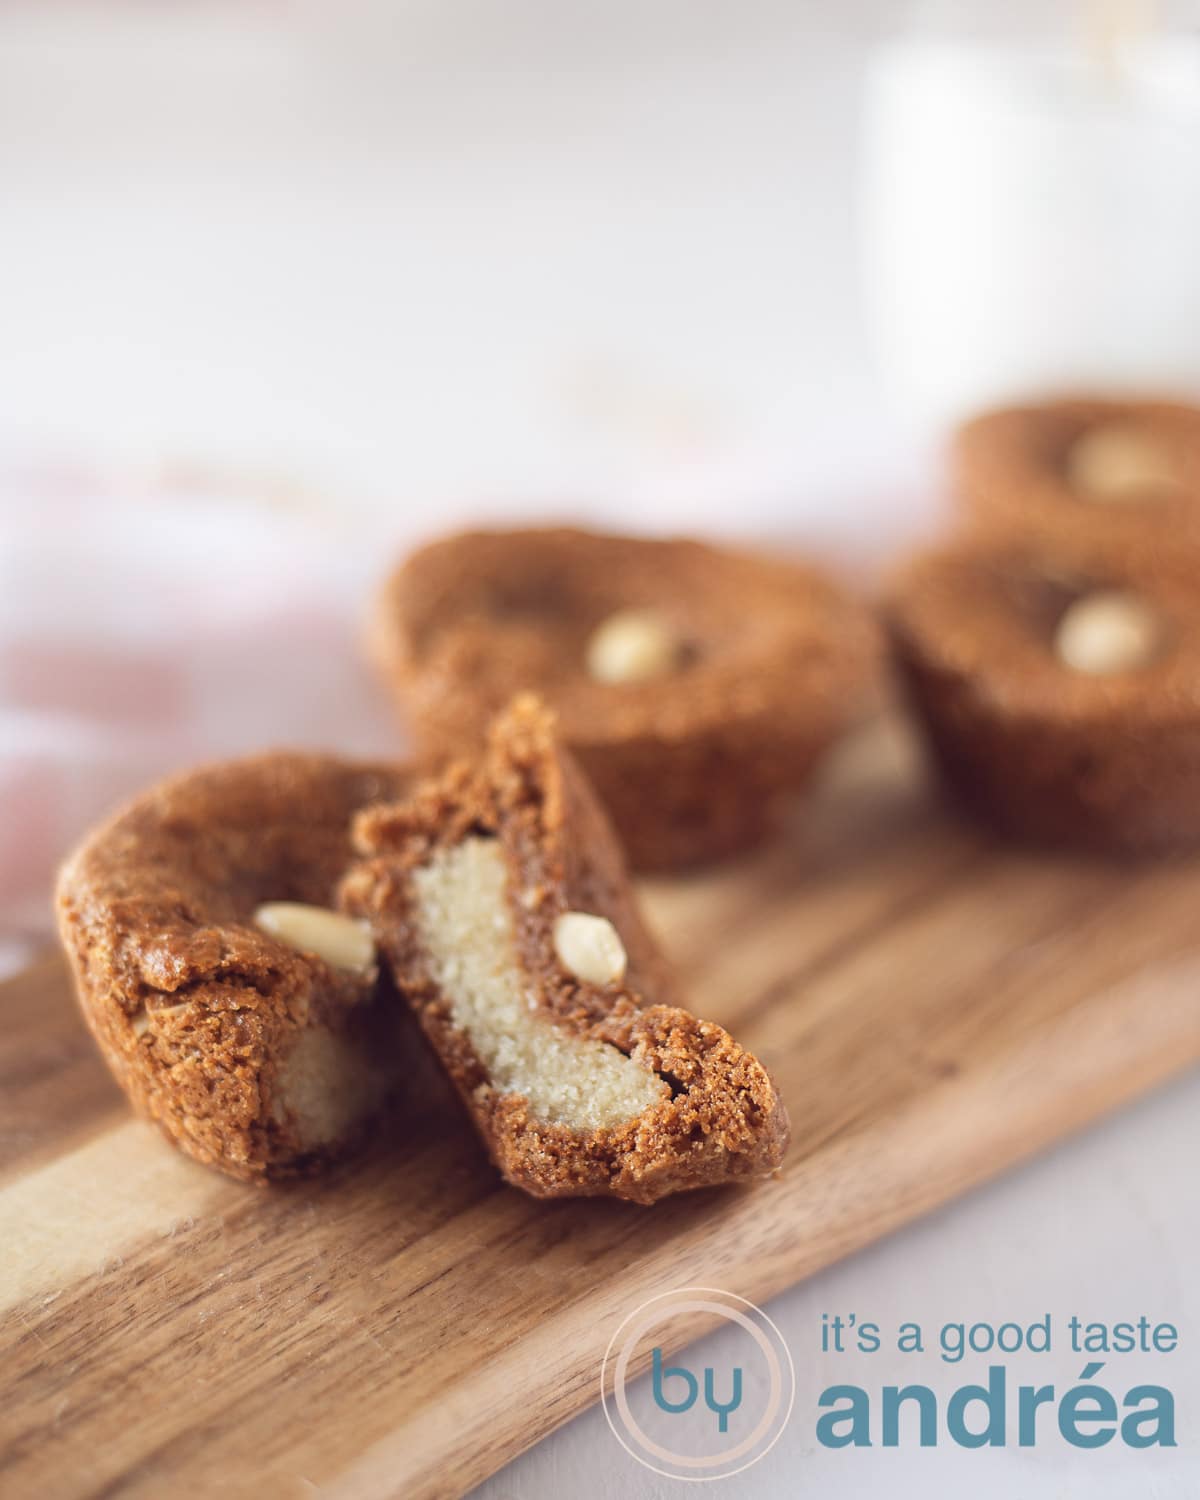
[[0, 467, 406, 977]]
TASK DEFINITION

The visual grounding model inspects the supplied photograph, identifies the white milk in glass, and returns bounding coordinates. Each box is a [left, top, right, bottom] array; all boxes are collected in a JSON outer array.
[[860, 7, 1200, 430]]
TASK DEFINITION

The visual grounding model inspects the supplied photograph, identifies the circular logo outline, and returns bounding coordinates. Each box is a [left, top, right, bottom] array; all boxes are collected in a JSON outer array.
[[600, 1286, 796, 1482]]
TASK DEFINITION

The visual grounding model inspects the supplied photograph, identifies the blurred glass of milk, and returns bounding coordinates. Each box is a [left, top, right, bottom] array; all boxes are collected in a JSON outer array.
[[860, 1, 1200, 431]]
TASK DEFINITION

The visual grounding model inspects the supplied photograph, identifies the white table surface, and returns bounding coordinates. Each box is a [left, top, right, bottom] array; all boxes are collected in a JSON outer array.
[[0, 7, 1195, 1496]]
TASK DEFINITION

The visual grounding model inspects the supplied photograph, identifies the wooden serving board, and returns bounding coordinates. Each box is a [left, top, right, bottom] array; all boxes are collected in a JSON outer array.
[[3, 717, 1200, 1500]]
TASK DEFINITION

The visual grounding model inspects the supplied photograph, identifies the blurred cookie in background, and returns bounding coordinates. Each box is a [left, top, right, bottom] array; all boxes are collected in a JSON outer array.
[[885, 531, 1200, 853], [370, 526, 879, 871], [954, 396, 1200, 547]]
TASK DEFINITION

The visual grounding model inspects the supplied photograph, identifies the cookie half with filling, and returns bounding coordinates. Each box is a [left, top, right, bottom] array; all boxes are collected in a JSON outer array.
[[886, 534, 1200, 851], [370, 526, 877, 870], [340, 695, 790, 1204], [56, 752, 410, 1181], [955, 396, 1200, 546]]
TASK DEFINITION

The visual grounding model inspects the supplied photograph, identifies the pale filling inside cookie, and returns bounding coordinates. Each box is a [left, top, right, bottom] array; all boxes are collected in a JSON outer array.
[[411, 836, 668, 1131], [273, 1025, 385, 1149]]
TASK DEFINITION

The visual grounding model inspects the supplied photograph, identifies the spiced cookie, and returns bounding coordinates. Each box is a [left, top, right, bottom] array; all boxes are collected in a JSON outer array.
[[370, 526, 877, 870], [56, 752, 410, 1181], [955, 396, 1200, 545], [340, 695, 790, 1204], [885, 534, 1200, 851]]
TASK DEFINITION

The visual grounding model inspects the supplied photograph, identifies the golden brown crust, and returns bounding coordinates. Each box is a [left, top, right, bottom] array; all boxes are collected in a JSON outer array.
[[955, 396, 1200, 546], [885, 534, 1200, 851], [56, 752, 411, 1181], [369, 526, 878, 870], [341, 695, 791, 1204]]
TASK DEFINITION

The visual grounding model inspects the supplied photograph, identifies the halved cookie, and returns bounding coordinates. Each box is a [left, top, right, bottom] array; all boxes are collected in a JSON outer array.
[[340, 695, 790, 1204], [955, 396, 1200, 545], [370, 526, 877, 870], [56, 752, 410, 1181], [886, 534, 1200, 851]]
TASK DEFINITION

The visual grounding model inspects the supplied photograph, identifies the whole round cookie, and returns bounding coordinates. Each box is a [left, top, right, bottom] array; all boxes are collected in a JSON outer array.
[[370, 527, 877, 870], [56, 752, 410, 1181], [885, 534, 1200, 852], [955, 396, 1200, 545]]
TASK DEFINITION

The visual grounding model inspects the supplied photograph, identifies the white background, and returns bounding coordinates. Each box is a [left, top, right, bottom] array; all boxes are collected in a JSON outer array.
[[0, 4, 1196, 1496], [0, 0, 928, 548]]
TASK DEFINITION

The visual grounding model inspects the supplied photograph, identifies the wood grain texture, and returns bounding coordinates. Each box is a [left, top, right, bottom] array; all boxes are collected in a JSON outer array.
[[3, 718, 1199, 1500]]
